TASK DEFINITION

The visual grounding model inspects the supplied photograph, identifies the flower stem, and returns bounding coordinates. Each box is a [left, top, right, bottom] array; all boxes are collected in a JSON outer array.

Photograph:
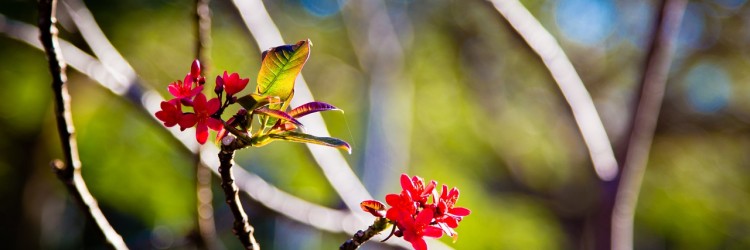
[[339, 218, 390, 250]]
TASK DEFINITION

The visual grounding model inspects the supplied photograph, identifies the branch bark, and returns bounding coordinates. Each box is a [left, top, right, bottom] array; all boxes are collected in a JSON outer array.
[[488, 0, 619, 181], [611, 0, 687, 249], [218, 139, 259, 250], [339, 218, 389, 250], [38, 0, 127, 249]]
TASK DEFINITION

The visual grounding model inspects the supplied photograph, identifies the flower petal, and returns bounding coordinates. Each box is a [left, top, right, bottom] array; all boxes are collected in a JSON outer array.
[[179, 113, 198, 130], [206, 97, 221, 114], [196, 122, 209, 144], [167, 83, 181, 97], [423, 226, 443, 238], [408, 237, 427, 250], [450, 207, 471, 216], [400, 174, 414, 193], [207, 117, 223, 131]]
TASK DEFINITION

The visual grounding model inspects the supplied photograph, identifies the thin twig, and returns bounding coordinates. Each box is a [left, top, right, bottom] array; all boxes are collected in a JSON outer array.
[[611, 0, 687, 249], [339, 218, 389, 250], [488, 0, 619, 181], [37, 0, 127, 249], [218, 139, 259, 250]]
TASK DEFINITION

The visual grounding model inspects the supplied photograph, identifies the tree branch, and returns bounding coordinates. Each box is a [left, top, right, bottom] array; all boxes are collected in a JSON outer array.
[[218, 139, 259, 250], [339, 218, 389, 250], [37, 0, 127, 249], [611, 0, 687, 249], [488, 0, 619, 181]]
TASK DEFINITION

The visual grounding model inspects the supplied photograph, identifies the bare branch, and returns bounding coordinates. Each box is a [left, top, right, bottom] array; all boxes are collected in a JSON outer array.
[[612, 0, 687, 249], [37, 0, 127, 249], [339, 218, 389, 250], [488, 0, 619, 181], [218, 141, 259, 250]]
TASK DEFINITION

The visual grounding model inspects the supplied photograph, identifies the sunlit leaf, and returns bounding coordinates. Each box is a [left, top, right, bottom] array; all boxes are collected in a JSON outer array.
[[269, 131, 351, 153], [360, 200, 386, 218], [288, 101, 341, 118], [255, 39, 311, 102], [253, 107, 303, 127]]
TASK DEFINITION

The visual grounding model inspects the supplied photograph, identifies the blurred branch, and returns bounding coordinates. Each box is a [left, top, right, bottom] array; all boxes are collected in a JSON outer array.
[[37, 0, 127, 249], [488, 0, 619, 181], [612, 0, 687, 249], [0, 11, 358, 235], [342, 0, 413, 198], [229, 0, 374, 216], [194, 0, 211, 72], [193, 0, 220, 248], [218, 142, 259, 250]]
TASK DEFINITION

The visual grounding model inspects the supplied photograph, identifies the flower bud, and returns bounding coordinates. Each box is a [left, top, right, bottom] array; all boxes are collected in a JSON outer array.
[[191, 59, 201, 79], [214, 75, 224, 95]]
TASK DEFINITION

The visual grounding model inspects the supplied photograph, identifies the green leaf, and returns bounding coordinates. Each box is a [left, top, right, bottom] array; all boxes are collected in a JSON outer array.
[[255, 39, 311, 102], [269, 131, 351, 154]]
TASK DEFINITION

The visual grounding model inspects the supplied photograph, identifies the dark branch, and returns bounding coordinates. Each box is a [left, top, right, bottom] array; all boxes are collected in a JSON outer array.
[[218, 138, 259, 250], [38, 0, 127, 249], [339, 218, 389, 250]]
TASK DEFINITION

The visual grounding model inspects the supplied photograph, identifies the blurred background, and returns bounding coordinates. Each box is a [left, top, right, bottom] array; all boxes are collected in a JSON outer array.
[[1, 0, 750, 249]]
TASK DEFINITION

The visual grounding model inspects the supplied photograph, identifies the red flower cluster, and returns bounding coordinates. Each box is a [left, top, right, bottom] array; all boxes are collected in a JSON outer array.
[[361, 174, 471, 250], [155, 60, 250, 144]]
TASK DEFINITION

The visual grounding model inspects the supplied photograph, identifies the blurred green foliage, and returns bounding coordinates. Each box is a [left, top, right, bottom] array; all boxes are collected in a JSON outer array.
[[1, 0, 749, 249]]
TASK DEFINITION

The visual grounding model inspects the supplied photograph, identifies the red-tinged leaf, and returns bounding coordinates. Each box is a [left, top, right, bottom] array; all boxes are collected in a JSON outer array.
[[253, 107, 302, 127], [268, 131, 351, 153], [288, 101, 341, 118], [255, 40, 311, 102], [360, 200, 386, 218]]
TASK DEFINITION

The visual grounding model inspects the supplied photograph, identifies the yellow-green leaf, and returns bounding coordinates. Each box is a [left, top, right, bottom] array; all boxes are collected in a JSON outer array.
[[255, 39, 311, 102], [269, 131, 351, 154]]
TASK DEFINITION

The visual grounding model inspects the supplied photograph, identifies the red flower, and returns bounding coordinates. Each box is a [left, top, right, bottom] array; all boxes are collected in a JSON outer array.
[[400, 206, 443, 250], [155, 101, 183, 127], [434, 185, 471, 238], [385, 190, 417, 222], [218, 71, 249, 96], [400, 174, 437, 204], [168, 73, 204, 103], [180, 93, 222, 144]]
